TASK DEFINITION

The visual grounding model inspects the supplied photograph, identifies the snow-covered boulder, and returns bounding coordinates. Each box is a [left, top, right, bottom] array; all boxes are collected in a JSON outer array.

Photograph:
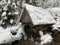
[[0, 23, 24, 44]]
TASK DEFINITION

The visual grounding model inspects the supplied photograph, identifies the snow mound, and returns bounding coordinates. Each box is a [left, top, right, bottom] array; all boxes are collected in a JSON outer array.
[[0, 23, 24, 44], [40, 34, 53, 45]]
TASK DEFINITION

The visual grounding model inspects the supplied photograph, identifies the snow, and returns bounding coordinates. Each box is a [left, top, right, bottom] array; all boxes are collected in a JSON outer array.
[[8, 0, 11, 4], [0, 9, 2, 12], [39, 31, 53, 45], [24, 4, 55, 25], [3, 16, 7, 20], [0, 23, 24, 44], [12, 2, 16, 6], [52, 24, 60, 31], [3, 5, 8, 11], [40, 33, 53, 45], [0, 0, 7, 5], [14, 11, 19, 15], [0, 31, 14, 44], [48, 7, 60, 18], [2, 12, 7, 16], [10, 19, 14, 24], [8, 12, 11, 15], [0, 0, 24, 44], [48, 7, 60, 31], [39, 31, 43, 36], [12, 2, 16, 8], [2, 22, 5, 25], [17, 1, 20, 5]]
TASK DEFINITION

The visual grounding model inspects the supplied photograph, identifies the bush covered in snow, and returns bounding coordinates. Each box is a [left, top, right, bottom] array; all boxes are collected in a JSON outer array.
[[0, 0, 24, 28]]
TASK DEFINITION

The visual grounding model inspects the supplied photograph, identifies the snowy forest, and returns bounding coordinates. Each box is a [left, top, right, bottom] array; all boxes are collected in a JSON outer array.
[[0, 0, 60, 45]]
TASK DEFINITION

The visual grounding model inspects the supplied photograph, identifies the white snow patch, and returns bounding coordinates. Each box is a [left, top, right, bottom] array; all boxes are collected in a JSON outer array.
[[8, 12, 11, 15], [40, 33, 53, 45], [14, 11, 19, 15], [3, 5, 8, 11], [2, 12, 7, 16], [3, 16, 7, 20], [0, 23, 24, 44], [8, 0, 11, 4], [39, 31, 43, 36], [10, 19, 14, 24]]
